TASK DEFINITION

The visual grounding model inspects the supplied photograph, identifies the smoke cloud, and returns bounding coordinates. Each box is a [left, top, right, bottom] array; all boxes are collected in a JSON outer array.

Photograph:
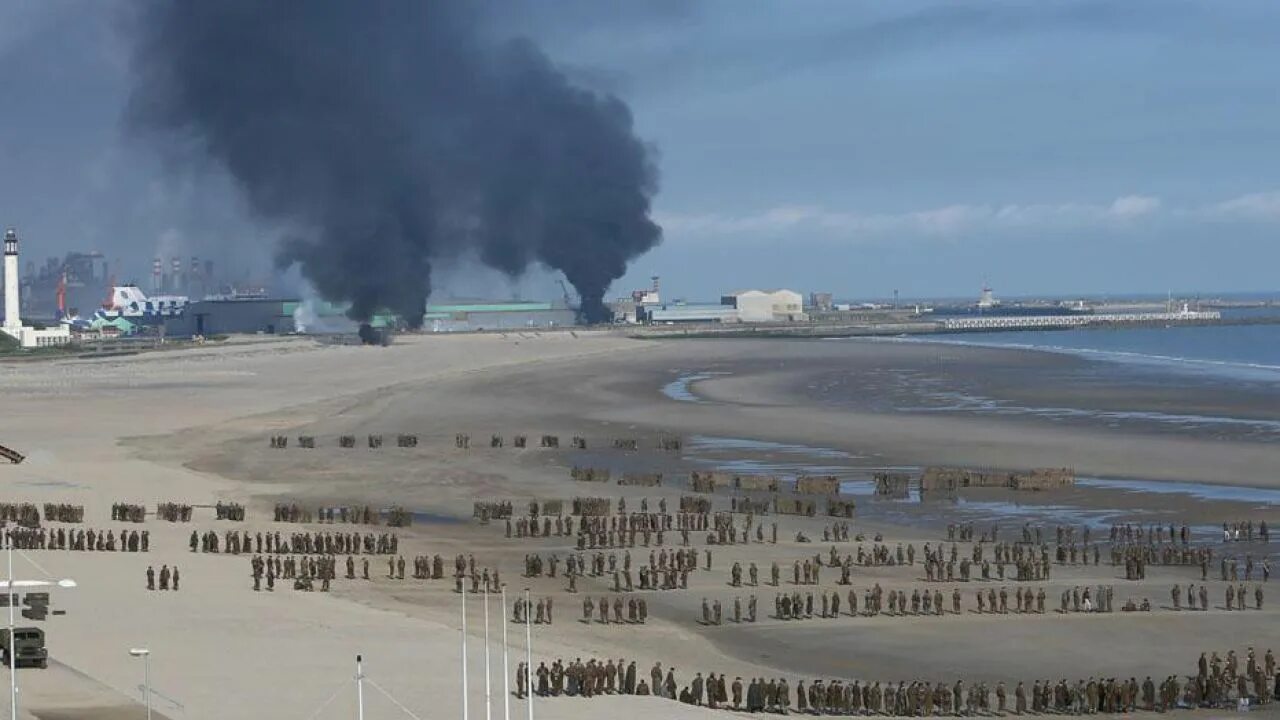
[[125, 2, 661, 325]]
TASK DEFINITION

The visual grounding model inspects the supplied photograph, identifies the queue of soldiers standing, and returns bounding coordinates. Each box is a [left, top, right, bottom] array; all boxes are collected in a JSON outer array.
[[156, 502, 193, 522], [37, 503, 86, 523], [111, 503, 147, 522], [214, 502, 246, 521], [512, 653, 1278, 714], [191, 529, 397, 555], [145, 564, 179, 591], [4, 526, 148, 552]]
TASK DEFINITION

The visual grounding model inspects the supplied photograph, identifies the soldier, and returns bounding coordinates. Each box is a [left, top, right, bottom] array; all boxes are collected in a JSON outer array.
[[1172, 584, 1181, 610], [146, 565, 155, 591], [159, 564, 170, 591], [585, 596, 594, 623], [733, 676, 744, 709], [1015, 681, 1026, 715], [702, 597, 711, 625], [172, 566, 180, 591]]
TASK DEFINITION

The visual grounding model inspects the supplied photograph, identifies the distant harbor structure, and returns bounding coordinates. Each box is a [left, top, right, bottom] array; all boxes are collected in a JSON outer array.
[[940, 303, 1220, 331]]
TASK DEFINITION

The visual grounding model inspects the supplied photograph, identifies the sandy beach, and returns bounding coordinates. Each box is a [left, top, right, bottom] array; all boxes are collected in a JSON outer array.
[[2, 332, 1278, 719]]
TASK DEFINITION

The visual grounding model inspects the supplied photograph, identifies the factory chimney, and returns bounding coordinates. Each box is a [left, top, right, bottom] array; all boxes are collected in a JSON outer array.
[[152, 257, 162, 292], [3, 229, 20, 334]]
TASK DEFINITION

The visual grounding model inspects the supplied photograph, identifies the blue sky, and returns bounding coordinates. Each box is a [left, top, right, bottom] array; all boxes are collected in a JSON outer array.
[[2, 1, 1279, 303]]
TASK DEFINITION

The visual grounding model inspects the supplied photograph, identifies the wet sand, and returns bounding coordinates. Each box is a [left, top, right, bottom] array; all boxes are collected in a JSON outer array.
[[2, 333, 1279, 718]]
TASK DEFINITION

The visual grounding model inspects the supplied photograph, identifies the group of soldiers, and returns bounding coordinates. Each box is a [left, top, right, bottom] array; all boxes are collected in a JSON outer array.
[[144, 564, 180, 591], [214, 501, 246, 521], [1114, 543, 1211, 579], [41, 503, 85, 523], [110, 503, 147, 523], [1221, 520, 1271, 543], [1108, 523, 1194, 545], [1220, 554, 1271, 582], [1194, 648, 1278, 707], [249, 554, 341, 591], [156, 502, 194, 522], [511, 595, 555, 624], [945, 523, 996, 543], [191, 528, 398, 556], [581, 594, 649, 624], [4, 526, 148, 552], [1222, 583, 1265, 611], [0, 503, 47, 527]]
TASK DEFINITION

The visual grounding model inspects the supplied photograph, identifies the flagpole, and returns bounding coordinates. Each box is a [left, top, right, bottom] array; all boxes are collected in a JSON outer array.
[[484, 585, 492, 720], [524, 588, 533, 720], [501, 586, 510, 720], [462, 586, 469, 720]]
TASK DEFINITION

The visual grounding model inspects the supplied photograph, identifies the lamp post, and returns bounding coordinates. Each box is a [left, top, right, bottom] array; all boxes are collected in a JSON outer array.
[[4, 531, 76, 720], [128, 648, 151, 720]]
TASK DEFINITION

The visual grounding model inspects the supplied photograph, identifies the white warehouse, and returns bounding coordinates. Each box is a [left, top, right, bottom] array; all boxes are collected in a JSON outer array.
[[720, 289, 806, 323]]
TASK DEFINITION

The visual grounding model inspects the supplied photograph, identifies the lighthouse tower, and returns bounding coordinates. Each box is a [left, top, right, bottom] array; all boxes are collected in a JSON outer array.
[[3, 228, 19, 336]]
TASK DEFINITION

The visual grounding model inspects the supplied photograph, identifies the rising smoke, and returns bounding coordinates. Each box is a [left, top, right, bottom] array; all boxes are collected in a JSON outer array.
[[125, 2, 661, 325]]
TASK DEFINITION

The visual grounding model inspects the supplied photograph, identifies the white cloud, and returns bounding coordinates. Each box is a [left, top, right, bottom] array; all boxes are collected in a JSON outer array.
[[1202, 191, 1280, 222], [657, 193, 1169, 242]]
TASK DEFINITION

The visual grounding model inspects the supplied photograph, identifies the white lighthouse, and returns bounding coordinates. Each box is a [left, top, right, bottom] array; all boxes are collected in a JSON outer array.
[[2, 228, 19, 336], [1, 227, 71, 349]]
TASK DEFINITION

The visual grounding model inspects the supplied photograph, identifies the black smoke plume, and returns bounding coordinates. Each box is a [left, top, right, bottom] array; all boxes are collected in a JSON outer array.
[[125, 2, 661, 325]]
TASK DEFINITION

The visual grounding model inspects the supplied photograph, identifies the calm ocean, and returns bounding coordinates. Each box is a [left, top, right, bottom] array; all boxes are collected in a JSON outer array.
[[913, 309, 1280, 383]]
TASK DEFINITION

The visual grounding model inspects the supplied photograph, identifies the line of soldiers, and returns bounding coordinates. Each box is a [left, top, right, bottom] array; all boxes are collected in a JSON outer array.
[[156, 502, 193, 522], [511, 596, 554, 624], [513, 645, 1280, 714], [111, 503, 147, 523], [145, 564, 179, 591], [214, 502, 245, 521], [581, 595, 649, 624], [5, 526, 148, 552], [191, 529, 398, 555], [42, 503, 85, 523]]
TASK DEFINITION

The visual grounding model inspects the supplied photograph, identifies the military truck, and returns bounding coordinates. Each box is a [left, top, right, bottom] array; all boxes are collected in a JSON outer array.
[[0, 627, 47, 669]]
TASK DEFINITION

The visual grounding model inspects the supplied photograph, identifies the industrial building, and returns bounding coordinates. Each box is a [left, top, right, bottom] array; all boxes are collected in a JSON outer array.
[[721, 289, 806, 322], [642, 303, 740, 324], [423, 301, 576, 332], [2, 229, 72, 349], [162, 297, 299, 336]]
